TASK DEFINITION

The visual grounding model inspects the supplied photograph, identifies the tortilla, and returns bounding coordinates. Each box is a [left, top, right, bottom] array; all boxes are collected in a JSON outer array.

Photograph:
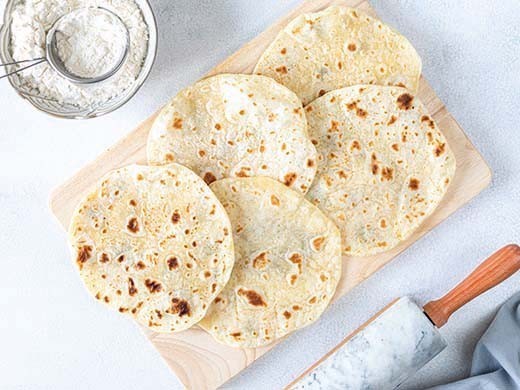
[[254, 6, 422, 105], [199, 177, 342, 348], [68, 163, 235, 332], [305, 85, 456, 256], [147, 74, 317, 194]]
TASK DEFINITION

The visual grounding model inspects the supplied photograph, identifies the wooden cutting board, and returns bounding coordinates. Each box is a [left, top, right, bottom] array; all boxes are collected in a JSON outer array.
[[49, 0, 492, 388]]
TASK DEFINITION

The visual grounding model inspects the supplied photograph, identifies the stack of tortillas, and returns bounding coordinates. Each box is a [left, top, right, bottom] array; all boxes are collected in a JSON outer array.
[[68, 6, 455, 348]]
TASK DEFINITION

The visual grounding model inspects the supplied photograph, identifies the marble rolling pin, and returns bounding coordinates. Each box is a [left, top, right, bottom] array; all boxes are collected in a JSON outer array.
[[287, 244, 520, 390]]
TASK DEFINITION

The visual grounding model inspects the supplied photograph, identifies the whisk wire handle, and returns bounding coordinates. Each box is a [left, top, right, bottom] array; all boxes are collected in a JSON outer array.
[[0, 57, 45, 80]]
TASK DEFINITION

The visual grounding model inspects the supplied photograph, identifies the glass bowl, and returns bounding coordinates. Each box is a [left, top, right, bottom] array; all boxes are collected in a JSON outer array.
[[0, 0, 158, 119]]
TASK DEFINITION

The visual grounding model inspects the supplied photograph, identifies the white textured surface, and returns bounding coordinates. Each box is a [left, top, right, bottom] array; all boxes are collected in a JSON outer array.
[[0, 1, 519, 389]]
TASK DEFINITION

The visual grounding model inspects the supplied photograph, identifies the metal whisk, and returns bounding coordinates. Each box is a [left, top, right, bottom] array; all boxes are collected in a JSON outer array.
[[1, 7, 129, 83]]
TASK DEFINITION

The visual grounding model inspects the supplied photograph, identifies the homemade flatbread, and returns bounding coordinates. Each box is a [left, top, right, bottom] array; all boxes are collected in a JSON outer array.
[[68, 164, 235, 332], [199, 177, 342, 348], [305, 85, 455, 256], [254, 6, 422, 105], [147, 74, 317, 194]]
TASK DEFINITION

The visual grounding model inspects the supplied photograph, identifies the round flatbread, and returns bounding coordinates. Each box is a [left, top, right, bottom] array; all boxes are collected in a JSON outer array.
[[199, 177, 342, 348], [147, 74, 317, 194], [68, 164, 235, 332], [305, 85, 456, 256], [254, 6, 422, 105]]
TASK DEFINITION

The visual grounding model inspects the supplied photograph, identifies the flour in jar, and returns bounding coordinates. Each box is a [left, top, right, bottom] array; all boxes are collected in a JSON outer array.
[[9, 0, 149, 107]]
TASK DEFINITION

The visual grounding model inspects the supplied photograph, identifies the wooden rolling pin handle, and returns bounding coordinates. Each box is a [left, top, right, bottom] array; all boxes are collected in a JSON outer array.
[[423, 244, 520, 328]]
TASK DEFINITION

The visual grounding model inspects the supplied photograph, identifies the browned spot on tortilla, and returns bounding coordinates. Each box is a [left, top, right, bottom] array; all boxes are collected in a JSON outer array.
[[348, 43, 356, 51], [117, 254, 125, 263], [372, 163, 379, 175], [99, 253, 109, 263], [168, 298, 191, 317], [391, 143, 399, 151], [230, 332, 242, 338], [293, 305, 301, 311], [397, 93, 414, 110], [397, 82, 406, 88], [127, 218, 139, 233], [165, 153, 174, 162], [275, 65, 288, 74], [329, 120, 340, 132], [76, 245, 92, 269], [172, 117, 183, 129], [116, 290, 122, 295], [377, 242, 388, 247], [238, 288, 267, 307], [305, 106, 313, 112], [167, 257, 178, 270], [356, 108, 368, 118], [128, 278, 137, 296], [119, 307, 128, 313], [307, 159, 315, 168], [381, 167, 394, 181], [214, 123, 222, 130], [136, 174, 144, 181], [171, 211, 181, 224], [350, 140, 361, 151], [198, 150, 206, 157], [409, 178, 420, 190], [239, 109, 246, 115], [380, 219, 387, 228], [402, 133, 407, 142], [136, 261, 146, 270], [309, 296, 317, 304], [337, 61, 343, 69], [312, 237, 325, 251], [318, 89, 326, 97], [270, 195, 280, 206], [211, 283, 217, 293], [104, 296, 110, 303], [311, 139, 318, 145], [320, 274, 328, 282], [289, 253, 302, 265], [387, 115, 398, 125], [203, 172, 217, 184], [346, 101, 357, 110], [283, 311, 292, 319], [253, 252, 270, 270], [337, 170, 348, 179], [421, 115, 435, 129], [280, 48, 287, 55], [434, 143, 446, 157], [283, 173, 298, 187], [236, 168, 250, 178], [214, 297, 222, 303]]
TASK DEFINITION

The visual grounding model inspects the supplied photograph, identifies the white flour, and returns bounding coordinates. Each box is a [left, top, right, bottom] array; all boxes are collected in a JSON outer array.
[[9, 0, 148, 107], [55, 7, 127, 79]]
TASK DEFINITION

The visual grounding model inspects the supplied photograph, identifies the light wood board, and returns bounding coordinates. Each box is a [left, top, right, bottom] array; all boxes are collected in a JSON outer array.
[[49, 0, 492, 388]]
